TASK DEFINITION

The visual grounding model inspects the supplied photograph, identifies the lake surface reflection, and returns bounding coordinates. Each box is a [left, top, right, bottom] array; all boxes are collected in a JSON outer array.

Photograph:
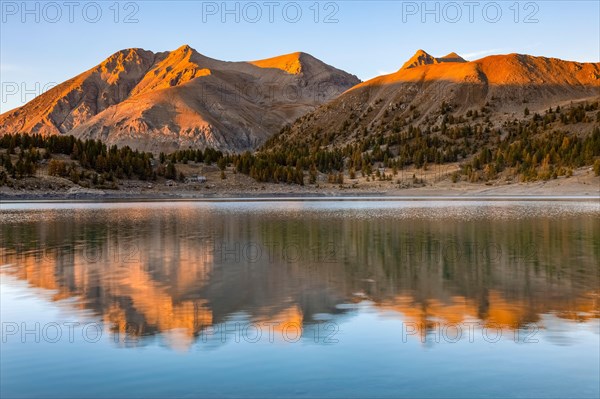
[[1, 200, 599, 398]]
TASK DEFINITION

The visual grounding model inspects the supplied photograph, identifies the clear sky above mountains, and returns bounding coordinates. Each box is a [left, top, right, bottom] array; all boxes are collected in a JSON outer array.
[[1, 0, 599, 112]]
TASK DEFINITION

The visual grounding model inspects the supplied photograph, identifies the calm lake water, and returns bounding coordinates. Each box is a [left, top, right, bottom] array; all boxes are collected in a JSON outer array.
[[1, 200, 599, 398]]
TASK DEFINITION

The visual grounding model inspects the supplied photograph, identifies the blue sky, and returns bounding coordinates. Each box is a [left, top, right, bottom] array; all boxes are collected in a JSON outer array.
[[1, 0, 599, 112]]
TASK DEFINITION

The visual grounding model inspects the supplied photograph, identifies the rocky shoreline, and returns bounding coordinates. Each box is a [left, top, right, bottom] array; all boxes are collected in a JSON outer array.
[[2, 165, 598, 202], [2, 182, 598, 202]]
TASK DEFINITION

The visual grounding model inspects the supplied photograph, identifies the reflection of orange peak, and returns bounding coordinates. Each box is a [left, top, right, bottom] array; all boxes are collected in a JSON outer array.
[[256, 305, 304, 332], [379, 290, 599, 336]]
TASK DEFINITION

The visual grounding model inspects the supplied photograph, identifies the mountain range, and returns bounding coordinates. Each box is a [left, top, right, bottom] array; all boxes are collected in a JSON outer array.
[[0, 45, 359, 152], [269, 50, 599, 149], [1, 47, 598, 153]]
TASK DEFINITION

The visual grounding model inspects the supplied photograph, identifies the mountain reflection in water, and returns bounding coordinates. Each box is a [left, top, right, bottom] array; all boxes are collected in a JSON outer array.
[[1, 201, 598, 350]]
